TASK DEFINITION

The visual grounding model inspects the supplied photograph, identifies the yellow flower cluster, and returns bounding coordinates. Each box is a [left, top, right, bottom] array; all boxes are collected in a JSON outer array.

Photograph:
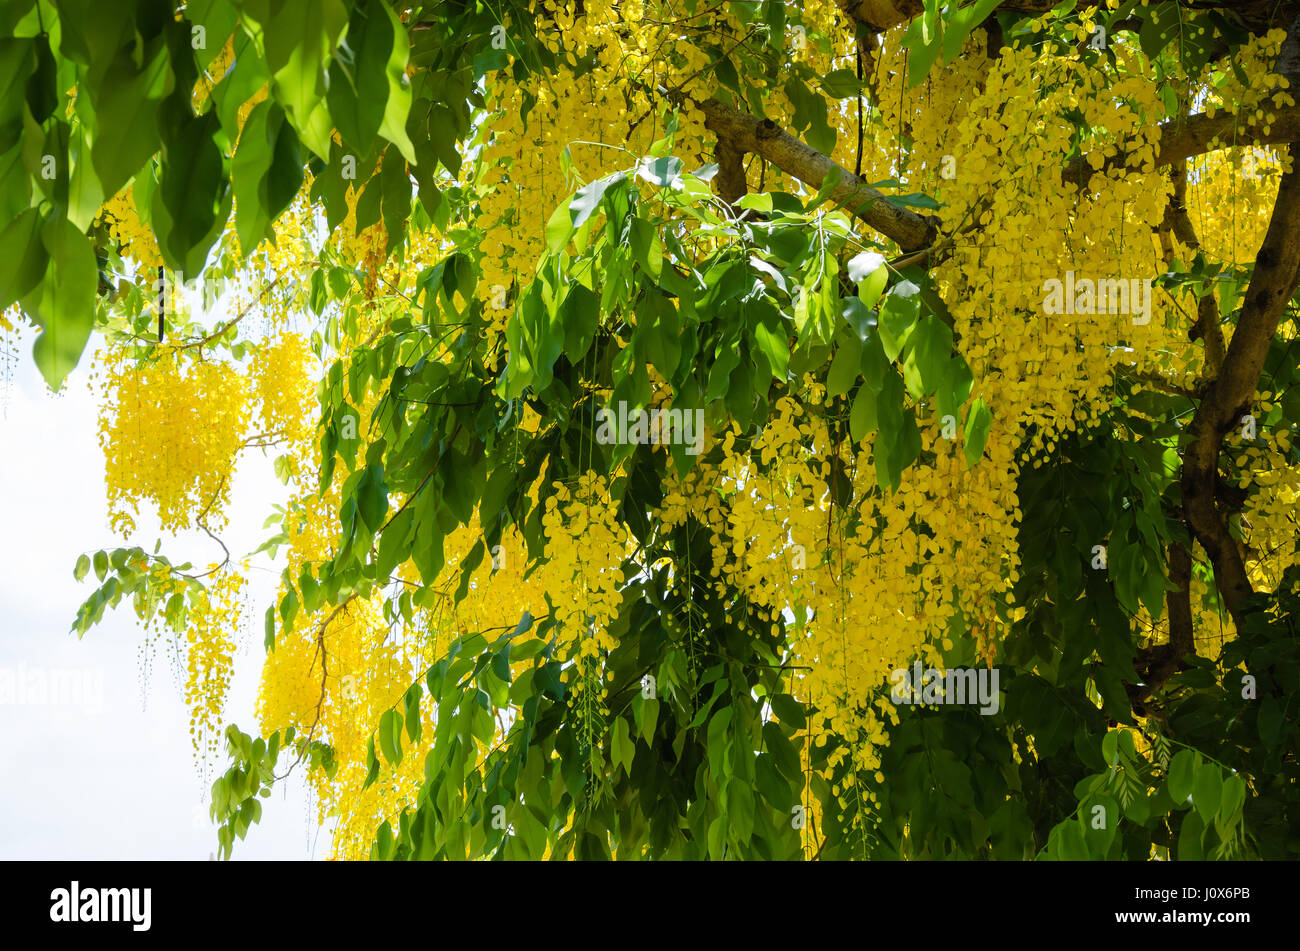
[[1231, 409, 1300, 601], [537, 472, 629, 663], [96, 187, 164, 270], [74, 0, 1300, 860], [474, 0, 713, 337], [251, 330, 318, 481], [97, 346, 253, 534], [185, 564, 245, 767], [258, 588, 426, 856]]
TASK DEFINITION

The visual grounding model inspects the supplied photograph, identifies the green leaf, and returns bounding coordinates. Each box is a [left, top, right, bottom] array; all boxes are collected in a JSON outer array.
[[903, 24, 943, 86], [821, 68, 862, 99], [363, 736, 379, 788], [24, 216, 98, 390], [755, 753, 793, 810], [378, 147, 411, 254], [232, 100, 303, 256], [769, 693, 806, 730], [635, 156, 681, 189], [479, 661, 509, 708], [878, 280, 921, 361], [640, 697, 659, 743], [404, 684, 422, 744], [1177, 810, 1205, 860], [1081, 792, 1119, 855], [378, 709, 403, 766], [963, 397, 992, 468], [826, 334, 862, 398], [1167, 749, 1196, 805], [855, 261, 888, 310], [326, 0, 395, 156], [628, 216, 663, 281], [936, 356, 973, 423], [901, 314, 953, 398], [1057, 819, 1090, 860], [726, 777, 756, 843], [73, 553, 90, 582], [569, 172, 626, 230], [754, 319, 790, 380], [187, 0, 241, 70], [213, 31, 270, 142], [849, 382, 878, 442], [706, 707, 732, 770], [0, 207, 47, 311], [24, 33, 55, 124], [356, 463, 388, 532], [1217, 773, 1246, 833], [1217, 276, 1241, 319], [634, 290, 680, 378], [0, 39, 37, 154], [1192, 762, 1221, 823], [545, 199, 574, 252], [156, 112, 229, 274], [611, 716, 634, 774], [1139, 2, 1182, 65], [264, 0, 347, 159], [67, 123, 105, 232], [91, 41, 173, 199], [762, 722, 801, 782], [940, 0, 1003, 64], [874, 369, 918, 492], [1093, 665, 1130, 721], [376, 2, 417, 164], [279, 585, 299, 630], [707, 814, 726, 859], [1101, 730, 1118, 767]]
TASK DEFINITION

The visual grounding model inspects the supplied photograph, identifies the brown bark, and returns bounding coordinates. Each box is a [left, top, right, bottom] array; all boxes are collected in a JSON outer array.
[[713, 137, 748, 207], [1127, 543, 1198, 714], [1162, 160, 1227, 374], [1181, 156, 1300, 630], [696, 96, 941, 251]]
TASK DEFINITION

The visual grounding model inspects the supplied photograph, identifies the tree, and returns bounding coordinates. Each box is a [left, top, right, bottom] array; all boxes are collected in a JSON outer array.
[[4, 0, 1299, 860]]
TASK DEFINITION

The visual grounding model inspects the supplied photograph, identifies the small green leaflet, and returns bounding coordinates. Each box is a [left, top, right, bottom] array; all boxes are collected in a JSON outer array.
[[545, 172, 626, 252], [571, 172, 626, 229], [963, 397, 991, 468], [754, 320, 790, 380], [850, 384, 878, 442], [635, 156, 682, 189]]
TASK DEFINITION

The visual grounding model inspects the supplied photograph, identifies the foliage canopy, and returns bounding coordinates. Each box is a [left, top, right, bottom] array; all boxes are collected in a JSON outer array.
[[4, 0, 1300, 860]]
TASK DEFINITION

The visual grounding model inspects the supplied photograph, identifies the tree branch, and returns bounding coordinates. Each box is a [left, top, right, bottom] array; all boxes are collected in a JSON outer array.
[[1128, 543, 1197, 715], [694, 96, 940, 251], [694, 89, 1300, 263], [1162, 160, 1228, 374], [713, 136, 748, 207], [1181, 154, 1300, 630], [687, 10, 1300, 265], [1063, 100, 1300, 188]]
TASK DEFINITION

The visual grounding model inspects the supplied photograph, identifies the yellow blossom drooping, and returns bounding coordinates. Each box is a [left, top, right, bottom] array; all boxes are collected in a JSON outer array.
[[97, 345, 253, 535]]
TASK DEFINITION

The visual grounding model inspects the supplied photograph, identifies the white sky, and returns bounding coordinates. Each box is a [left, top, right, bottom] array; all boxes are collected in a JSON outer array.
[[0, 327, 329, 860]]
